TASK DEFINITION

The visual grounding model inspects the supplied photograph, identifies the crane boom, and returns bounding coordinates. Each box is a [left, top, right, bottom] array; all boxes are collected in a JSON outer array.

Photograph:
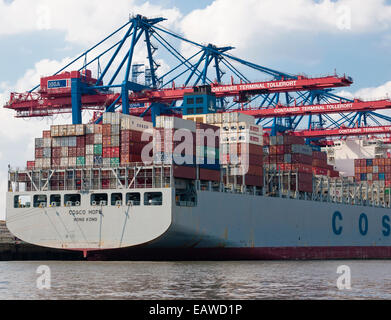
[[292, 126, 391, 138], [237, 99, 391, 118]]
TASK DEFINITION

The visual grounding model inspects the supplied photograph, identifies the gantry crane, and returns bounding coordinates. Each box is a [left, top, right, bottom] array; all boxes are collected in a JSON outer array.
[[4, 14, 391, 140]]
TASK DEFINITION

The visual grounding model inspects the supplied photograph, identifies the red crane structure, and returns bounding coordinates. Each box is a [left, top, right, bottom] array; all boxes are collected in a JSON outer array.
[[3, 14, 391, 140]]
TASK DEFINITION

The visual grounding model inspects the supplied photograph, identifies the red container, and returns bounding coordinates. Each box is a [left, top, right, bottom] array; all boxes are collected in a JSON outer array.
[[283, 135, 305, 145], [111, 147, 120, 158], [172, 165, 196, 180], [120, 154, 143, 164], [313, 151, 327, 161], [68, 147, 77, 157], [291, 163, 312, 174], [313, 167, 328, 176], [86, 134, 95, 145], [236, 143, 263, 156], [263, 134, 270, 146], [77, 147, 85, 157], [199, 168, 220, 182], [27, 161, 35, 170], [103, 147, 111, 158], [328, 170, 340, 178], [103, 136, 111, 147], [52, 147, 61, 158], [77, 136, 85, 147], [42, 130, 51, 138], [51, 157, 61, 167], [35, 148, 43, 159], [102, 124, 111, 136]]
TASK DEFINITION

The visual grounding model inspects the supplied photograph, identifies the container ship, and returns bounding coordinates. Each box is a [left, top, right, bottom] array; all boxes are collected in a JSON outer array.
[[4, 15, 391, 260], [6, 104, 391, 260]]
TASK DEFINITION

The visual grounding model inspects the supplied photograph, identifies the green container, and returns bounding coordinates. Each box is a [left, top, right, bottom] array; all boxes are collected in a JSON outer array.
[[94, 144, 102, 155], [110, 157, 120, 166], [386, 188, 391, 195], [76, 157, 85, 166]]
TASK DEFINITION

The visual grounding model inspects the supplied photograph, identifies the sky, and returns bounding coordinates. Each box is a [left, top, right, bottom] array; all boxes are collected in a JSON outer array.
[[1, 0, 391, 219]]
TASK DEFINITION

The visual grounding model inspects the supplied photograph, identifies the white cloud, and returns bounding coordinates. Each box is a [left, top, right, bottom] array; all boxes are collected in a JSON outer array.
[[179, 0, 391, 65], [338, 81, 391, 101], [0, 0, 182, 45]]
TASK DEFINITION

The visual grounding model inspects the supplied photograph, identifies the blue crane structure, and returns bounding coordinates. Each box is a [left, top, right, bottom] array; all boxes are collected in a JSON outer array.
[[5, 14, 391, 140]]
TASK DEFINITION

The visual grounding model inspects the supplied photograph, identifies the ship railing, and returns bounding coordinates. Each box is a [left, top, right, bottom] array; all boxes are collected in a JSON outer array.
[[8, 164, 174, 193]]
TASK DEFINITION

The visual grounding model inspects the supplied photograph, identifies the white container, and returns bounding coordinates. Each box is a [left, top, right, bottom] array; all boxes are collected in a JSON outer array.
[[60, 158, 68, 167], [34, 159, 43, 169], [228, 131, 263, 145], [111, 135, 120, 147], [50, 125, 59, 137], [156, 116, 196, 132], [367, 173, 373, 181], [86, 155, 94, 167], [86, 124, 95, 134], [58, 125, 67, 137], [68, 157, 77, 167], [121, 114, 153, 132], [86, 145, 94, 155], [75, 124, 85, 136], [52, 138, 60, 148], [61, 147, 68, 157], [94, 134, 102, 144], [42, 158, 51, 169], [43, 138, 51, 148], [68, 137, 77, 147], [111, 124, 120, 135], [206, 114, 215, 124], [103, 158, 111, 167], [66, 125, 76, 136], [214, 113, 222, 124], [236, 122, 263, 135]]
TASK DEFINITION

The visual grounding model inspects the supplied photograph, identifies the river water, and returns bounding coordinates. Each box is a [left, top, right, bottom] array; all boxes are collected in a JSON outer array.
[[0, 260, 390, 300]]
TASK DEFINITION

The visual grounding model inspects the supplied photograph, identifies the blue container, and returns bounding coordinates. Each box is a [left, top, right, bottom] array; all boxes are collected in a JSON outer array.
[[379, 173, 385, 181], [360, 173, 367, 181], [366, 159, 373, 166]]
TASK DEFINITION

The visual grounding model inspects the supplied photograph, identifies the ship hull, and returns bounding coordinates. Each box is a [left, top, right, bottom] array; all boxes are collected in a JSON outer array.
[[6, 188, 391, 260]]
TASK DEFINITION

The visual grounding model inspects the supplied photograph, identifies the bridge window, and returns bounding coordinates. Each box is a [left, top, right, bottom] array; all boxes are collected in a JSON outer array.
[[186, 107, 194, 114], [64, 194, 81, 207], [14, 195, 31, 208], [144, 192, 163, 206], [195, 97, 204, 104], [195, 107, 204, 114], [111, 193, 123, 206], [187, 98, 194, 105], [33, 195, 47, 208], [50, 194, 61, 207], [126, 193, 140, 206], [91, 193, 108, 206]]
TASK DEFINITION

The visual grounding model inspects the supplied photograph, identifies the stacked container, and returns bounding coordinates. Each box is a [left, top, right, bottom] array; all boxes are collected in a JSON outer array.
[[49, 124, 85, 169], [120, 114, 153, 165], [264, 135, 313, 192], [312, 151, 339, 177], [219, 120, 264, 187], [154, 116, 197, 180], [196, 122, 221, 182], [354, 158, 391, 186]]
